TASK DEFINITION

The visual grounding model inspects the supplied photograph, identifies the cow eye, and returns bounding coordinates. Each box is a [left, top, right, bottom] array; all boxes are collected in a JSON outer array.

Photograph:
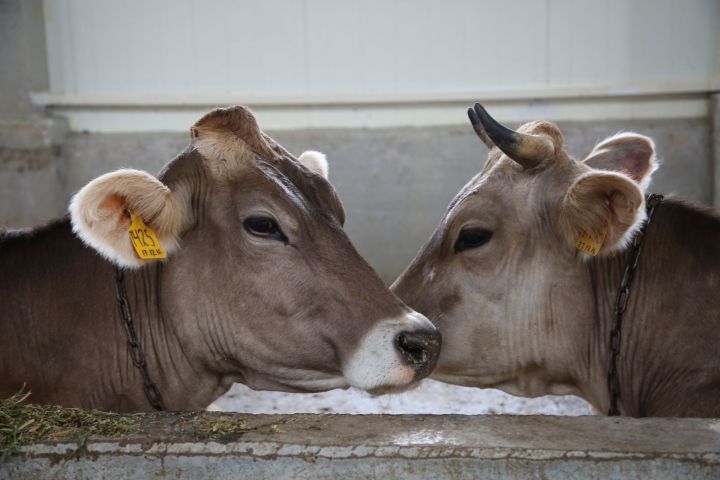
[[244, 216, 287, 242], [455, 228, 492, 253]]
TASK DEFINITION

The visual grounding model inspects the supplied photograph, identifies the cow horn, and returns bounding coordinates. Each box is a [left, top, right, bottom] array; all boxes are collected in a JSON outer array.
[[468, 103, 554, 169]]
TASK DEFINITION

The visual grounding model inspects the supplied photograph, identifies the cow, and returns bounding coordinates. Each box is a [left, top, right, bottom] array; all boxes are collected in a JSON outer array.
[[392, 103, 720, 417], [0, 106, 440, 412]]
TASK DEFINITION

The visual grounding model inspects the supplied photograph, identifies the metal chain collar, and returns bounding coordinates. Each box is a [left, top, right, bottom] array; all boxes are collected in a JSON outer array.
[[115, 267, 166, 411], [607, 193, 663, 416]]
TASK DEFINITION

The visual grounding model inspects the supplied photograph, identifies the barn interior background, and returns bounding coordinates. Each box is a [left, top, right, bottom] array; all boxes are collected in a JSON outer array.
[[1, 0, 718, 415]]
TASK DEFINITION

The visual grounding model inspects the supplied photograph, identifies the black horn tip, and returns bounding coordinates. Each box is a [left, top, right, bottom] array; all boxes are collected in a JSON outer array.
[[473, 103, 490, 122], [469, 103, 553, 169], [467, 107, 479, 125], [472, 103, 518, 147]]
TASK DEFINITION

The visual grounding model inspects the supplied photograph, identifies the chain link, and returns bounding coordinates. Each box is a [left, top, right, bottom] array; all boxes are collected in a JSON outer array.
[[115, 267, 166, 411], [607, 193, 663, 416]]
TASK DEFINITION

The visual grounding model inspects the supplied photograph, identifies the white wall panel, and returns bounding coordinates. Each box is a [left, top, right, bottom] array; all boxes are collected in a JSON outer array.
[[37, 0, 720, 130]]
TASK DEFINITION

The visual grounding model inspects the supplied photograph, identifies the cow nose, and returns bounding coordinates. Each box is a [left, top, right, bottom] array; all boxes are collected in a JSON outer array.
[[395, 328, 441, 380]]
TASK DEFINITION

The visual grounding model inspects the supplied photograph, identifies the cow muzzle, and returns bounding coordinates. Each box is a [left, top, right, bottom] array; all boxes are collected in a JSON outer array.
[[395, 328, 441, 380], [342, 312, 441, 393]]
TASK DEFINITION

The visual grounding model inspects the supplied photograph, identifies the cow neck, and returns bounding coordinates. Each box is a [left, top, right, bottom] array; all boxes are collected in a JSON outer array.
[[114, 266, 166, 411], [604, 193, 663, 416]]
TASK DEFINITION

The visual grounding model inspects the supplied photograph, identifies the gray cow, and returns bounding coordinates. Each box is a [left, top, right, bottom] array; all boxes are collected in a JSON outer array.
[[1, 106, 440, 412], [393, 103, 720, 417]]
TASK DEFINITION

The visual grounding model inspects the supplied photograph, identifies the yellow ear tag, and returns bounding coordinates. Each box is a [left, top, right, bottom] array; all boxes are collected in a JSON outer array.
[[128, 213, 167, 260], [576, 230, 606, 256]]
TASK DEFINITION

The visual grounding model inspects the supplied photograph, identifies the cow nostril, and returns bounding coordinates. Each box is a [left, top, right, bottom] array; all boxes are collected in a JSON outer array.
[[395, 330, 441, 371], [396, 333, 428, 365]]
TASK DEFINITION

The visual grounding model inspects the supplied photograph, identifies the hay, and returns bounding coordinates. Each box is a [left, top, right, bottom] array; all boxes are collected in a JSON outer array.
[[0, 390, 277, 463], [0, 390, 140, 462]]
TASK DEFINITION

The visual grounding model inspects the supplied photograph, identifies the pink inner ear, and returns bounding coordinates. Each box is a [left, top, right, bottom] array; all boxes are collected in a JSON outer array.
[[588, 150, 649, 183], [98, 194, 131, 229], [585, 135, 654, 184]]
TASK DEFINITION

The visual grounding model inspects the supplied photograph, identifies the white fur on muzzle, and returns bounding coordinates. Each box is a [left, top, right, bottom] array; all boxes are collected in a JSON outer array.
[[343, 312, 436, 391]]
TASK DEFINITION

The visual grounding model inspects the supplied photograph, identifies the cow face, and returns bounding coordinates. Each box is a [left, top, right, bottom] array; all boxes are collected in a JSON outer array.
[[69, 106, 439, 396], [392, 104, 655, 397]]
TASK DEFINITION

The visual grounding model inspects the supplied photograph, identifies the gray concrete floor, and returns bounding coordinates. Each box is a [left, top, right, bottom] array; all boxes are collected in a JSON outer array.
[[212, 379, 593, 415]]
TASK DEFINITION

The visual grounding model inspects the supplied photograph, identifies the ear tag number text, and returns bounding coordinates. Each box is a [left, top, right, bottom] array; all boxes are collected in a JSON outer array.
[[576, 230, 606, 256], [128, 213, 166, 259]]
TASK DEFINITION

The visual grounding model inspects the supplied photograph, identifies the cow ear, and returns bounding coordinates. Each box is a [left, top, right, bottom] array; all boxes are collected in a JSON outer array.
[[69, 169, 188, 268], [583, 132, 657, 190], [298, 150, 329, 179], [560, 170, 645, 255]]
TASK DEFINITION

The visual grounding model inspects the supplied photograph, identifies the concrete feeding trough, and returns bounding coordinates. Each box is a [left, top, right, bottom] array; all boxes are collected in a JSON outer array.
[[2, 413, 720, 479]]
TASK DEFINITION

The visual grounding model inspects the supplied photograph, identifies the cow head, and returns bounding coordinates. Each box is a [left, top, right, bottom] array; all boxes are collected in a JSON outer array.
[[69, 106, 439, 399], [392, 104, 656, 398]]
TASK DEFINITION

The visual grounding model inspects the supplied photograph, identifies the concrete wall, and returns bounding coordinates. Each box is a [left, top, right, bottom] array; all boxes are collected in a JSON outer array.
[[0, 0, 66, 227], [4, 414, 720, 479], [1, 116, 707, 281]]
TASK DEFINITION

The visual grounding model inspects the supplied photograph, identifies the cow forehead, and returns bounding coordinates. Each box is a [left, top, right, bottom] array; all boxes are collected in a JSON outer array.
[[448, 145, 582, 219], [161, 145, 345, 226], [446, 155, 517, 216], [254, 155, 346, 225]]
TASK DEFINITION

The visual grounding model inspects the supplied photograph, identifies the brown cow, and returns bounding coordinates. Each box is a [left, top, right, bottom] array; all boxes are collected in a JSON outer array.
[[0, 106, 440, 412], [392, 103, 720, 417]]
